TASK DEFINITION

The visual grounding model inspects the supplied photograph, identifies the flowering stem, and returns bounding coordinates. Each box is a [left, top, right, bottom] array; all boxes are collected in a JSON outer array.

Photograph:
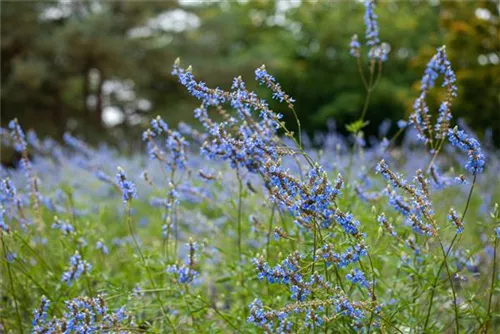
[[426, 139, 445, 173], [1, 234, 24, 334], [311, 222, 318, 276], [13, 231, 53, 273], [484, 232, 498, 332], [188, 293, 240, 332], [356, 56, 369, 90], [437, 236, 460, 333], [126, 201, 176, 333], [289, 106, 303, 149], [359, 60, 376, 122], [371, 61, 383, 91], [424, 175, 476, 331], [235, 170, 246, 313], [174, 206, 179, 260], [236, 170, 244, 262], [10, 256, 62, 316], [266, 204, 276, 264]]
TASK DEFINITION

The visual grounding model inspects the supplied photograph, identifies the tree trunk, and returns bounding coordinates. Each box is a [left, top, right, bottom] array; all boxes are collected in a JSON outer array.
[[95, 69, 105, 128]]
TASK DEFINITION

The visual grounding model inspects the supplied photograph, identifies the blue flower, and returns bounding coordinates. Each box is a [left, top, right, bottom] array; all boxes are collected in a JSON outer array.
[[448, 127, 485, 175], [61, 252, 92, 286], [115, 167, 138, 202], [96, 241, 109, 255], [409, 46, 457, 143], [0, 208, 8, 233], [32, 295, 134, 333], [166, 238, 200, 284], [377, 213, 396, 236], [255, 65, 295, 105], [397, 120, 408, 128], [364, 0, 380, 47], [346, 269, 370, 288], [150, 115, 169, 135], [63, 132, 94, 157], [8, 119, 27, 152], [349, 34, 361, 58], [448, 208, 464, 234], [51, 217, 74, 235], [32, 296, 50, 331]]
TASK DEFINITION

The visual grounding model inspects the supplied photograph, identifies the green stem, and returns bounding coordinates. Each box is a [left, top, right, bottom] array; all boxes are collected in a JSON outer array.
[[236, 171, 244, 262], [189, 293, 240, 332], [266, 204, 276, 263], [290, 106, 303, 149], [424, 175, 476, 331], [485, 233, 498, 332], [1, 234, 24, 334], [437, 237, 460, 333], [359, 60, 376, 122], [311, 223, 317, 276], [126, 201, 177, 333]]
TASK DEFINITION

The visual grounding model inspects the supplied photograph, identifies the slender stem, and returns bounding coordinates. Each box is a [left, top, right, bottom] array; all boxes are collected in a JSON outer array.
[[360, 87, 373, 123], [485, 234, 498, 332], [266, 204, 276, 263], [236, 171, 244, 262], [1, 234, 24, 334], [290, 106, 303, 149], [424, 175, 476, 331], [359, 60, 376, 122], [126, 201, 176, 333], [356, 56, 369, 90], [437, 237, 460, 333], [371, 61, 383, 90], [13, 231, 53, 272], [311, 223, 317, 276], [10, 257, 62, 315], [235, 170, 246, 314], [188, 293, 240, 332]]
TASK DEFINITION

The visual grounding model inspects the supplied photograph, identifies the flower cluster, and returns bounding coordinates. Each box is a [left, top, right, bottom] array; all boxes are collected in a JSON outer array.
[[349, 34, 361, 58], [61, 252, 92, 286], [318, 243, 368, 269], [448, 127, 485, 175], [172, 61, 284, 174], [255, 65, 295, 106], [32, 296, 50, 332], [363, 0, 380, 47], [142, 116, 189, 170], [63, 132, 94, 157], [0, 177, 31, 227], [253, 252, 315, 301], [32, 295, 134, 333], [166, 238, 200, 284], [0, 177, 16, 201], [0, 208, 8, 233], [350, 0, 388, 62], [51, 216, 74, 235], [115, 167, 138, 202], [376, 161, 437, 236], [377, 213, 396, 237], [247, 287, 369, 332], [263, 162, 355, 233], [410, 46, 457, 145], [346, 269, 370, 289], [8, 118, 27, 152], [96, 240, 109, 255], [448, 208, 464, 234]]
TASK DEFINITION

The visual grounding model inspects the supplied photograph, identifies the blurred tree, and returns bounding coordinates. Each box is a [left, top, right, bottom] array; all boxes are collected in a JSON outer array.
[[1, 0, 179, 145], [427, 0, 499, 145], [1, 0, 498, 150]]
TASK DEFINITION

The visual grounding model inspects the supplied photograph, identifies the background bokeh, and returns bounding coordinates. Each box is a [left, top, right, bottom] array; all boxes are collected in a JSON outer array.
[[1, 0, 499, 153]]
